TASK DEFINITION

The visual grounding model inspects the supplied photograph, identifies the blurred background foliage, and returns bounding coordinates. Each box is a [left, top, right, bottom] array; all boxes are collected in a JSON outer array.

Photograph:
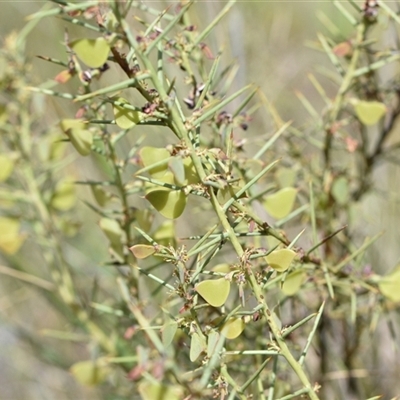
[[1, 1, 400, 399]]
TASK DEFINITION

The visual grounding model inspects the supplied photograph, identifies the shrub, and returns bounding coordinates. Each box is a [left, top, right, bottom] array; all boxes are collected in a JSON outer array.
[[1, 1, 400, 399]]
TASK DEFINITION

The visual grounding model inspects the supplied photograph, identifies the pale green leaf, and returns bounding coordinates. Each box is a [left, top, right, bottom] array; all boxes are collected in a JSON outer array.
[[99, 218, 123, 247], [113, 97, 143, 129], [207, 330, 220, 357], [162, 320, 178, 348], [140, 147, 170, 178], [0, 155, 14, 182], [69, 37, 110, 68], [0, 217, 25, 255], [138, 381, 183, 400], [70, 360, 109, 386], [264, 187, 297, 219], [265, 248, 296, 272], [135, 209, 153, 232], [153, 220, 176, 247], [91, 185, 111, 207], [168, 157, 185, 186], [378, 266, 400, 303], [331, 176, 349, 205], [60, 119, 92, 156], [221, 317, 245, 339], [281, 270, 306, 296], [129, 244, 155, 259], [276, 167, 296, 188], [190, 331, 206, 362], [354, 100, 386, 126], [51, 181, 76, 211], [146, 189, 187, 219], [212, 263, 231, 273], [68, 129, 93, 156], [196, 278, 230, 307], [183, 157, 200, 184]]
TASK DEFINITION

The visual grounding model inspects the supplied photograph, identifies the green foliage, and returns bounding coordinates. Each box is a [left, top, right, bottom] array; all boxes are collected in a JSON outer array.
[[2, 1, 400, 399]]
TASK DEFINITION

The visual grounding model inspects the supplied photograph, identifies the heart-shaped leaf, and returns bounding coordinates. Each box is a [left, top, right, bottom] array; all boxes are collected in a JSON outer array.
[[140, 147, 170, 178], [69, 37, 110, 68], [162, 320, 178, 348], [51, 181, 76, 211], [0, 155, 14, 182], [168, 157, 185, 186], [183, 157, 200, 184], [264, 187, 297, 219], [265, 248, 296, 272], [54, 69, 74, 84], [99, 218, 123, 247], [196, 278, 230, 307], [138, 381, 182, 400], [212, 263, 231, 273], [0, 217, 26, 255], [0, 217, 20, 237], [276, 167, 296, 188], [48, 134, 67, 161], [129, 244, 155, 259], [70, 360, 109, 386], [331, 176, 349, 205], [221, 317, 245, 339], [135, 209, 153, 232], [60, 120, 92, 156], [281, 270, 306, 296], [217, 185, 245, 205], [378, 266, 400, 303], [91, 185, 111, 207], [354, 100, 386, 126], [60, 119, 86, 132], [207, 330, 220, 357], [153, 220, 176, 247], [113, 97, 143, 129], [69, 128, 93, 156], [146, 189, 187, 219], [190, 331, 206, 362]]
